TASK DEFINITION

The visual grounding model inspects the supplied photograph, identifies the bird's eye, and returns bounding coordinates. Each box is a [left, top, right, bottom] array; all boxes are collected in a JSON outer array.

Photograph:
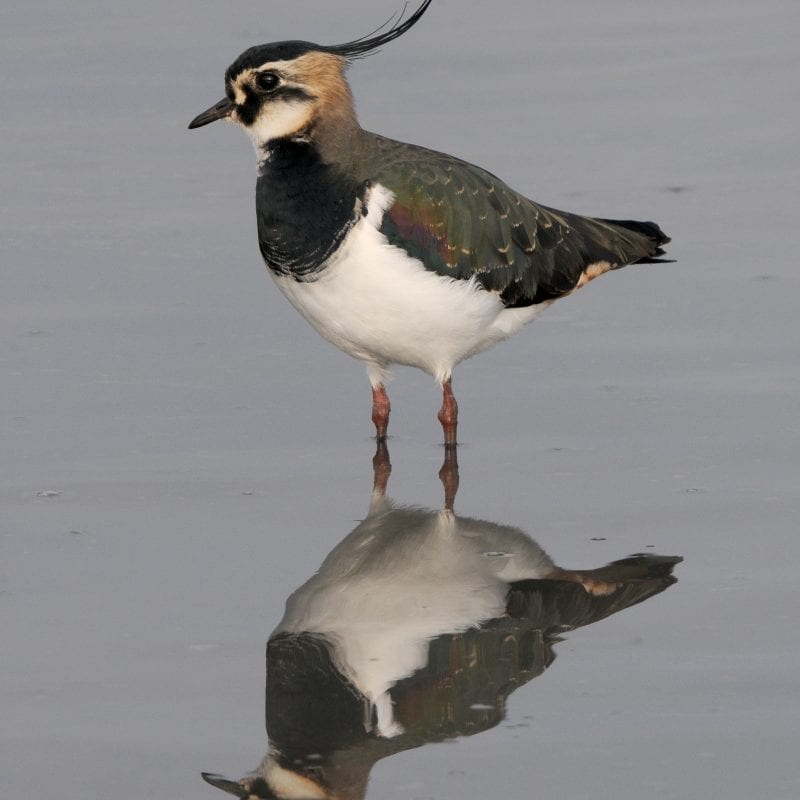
[[254, 72, 280, 93]]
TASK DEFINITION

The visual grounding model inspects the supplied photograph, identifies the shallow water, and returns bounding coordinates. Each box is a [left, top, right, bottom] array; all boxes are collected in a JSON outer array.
[[2, 1, 799, 798]]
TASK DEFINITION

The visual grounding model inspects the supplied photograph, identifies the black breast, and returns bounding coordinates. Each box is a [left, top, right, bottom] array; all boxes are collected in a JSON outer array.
[[255, 141, 366, 279], [266, 632, 367, 762]]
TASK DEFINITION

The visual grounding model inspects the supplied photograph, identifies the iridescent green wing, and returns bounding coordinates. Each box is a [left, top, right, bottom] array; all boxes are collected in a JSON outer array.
[[363, 136, 667, 307]]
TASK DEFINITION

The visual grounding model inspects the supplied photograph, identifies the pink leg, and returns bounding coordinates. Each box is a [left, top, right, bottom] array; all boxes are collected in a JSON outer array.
[[437, 378, 459, 446], [372, 439, 392, 498], [371, 384, 391, 441], [438, 444, 460, 512]]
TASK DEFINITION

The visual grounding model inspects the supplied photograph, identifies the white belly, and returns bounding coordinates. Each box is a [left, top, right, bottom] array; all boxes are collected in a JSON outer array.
[[275, 501, 558, 737], [271, 185, 549, 385]]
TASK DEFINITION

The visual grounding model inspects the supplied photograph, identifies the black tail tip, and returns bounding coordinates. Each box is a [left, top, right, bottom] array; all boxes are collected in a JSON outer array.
[[598, 218, 673, 262], [607, 553, 683, 578], [603, 218, 670, 245]]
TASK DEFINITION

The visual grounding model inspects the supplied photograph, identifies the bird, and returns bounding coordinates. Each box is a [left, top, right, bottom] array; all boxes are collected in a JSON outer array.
[[188, 0, 670, 446], [200, 445, 681, 799]]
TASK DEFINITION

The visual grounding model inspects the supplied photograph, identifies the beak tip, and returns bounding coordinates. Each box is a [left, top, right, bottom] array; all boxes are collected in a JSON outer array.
[[201, 773, 248, 797]]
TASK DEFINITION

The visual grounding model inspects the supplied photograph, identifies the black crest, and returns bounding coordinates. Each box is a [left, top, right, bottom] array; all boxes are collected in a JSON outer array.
[[225, 1, 432, 80], [324, 0, 433, 59]]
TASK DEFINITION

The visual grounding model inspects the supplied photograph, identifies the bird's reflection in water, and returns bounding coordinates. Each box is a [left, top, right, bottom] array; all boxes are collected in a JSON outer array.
[[203, 443, 681, 800]]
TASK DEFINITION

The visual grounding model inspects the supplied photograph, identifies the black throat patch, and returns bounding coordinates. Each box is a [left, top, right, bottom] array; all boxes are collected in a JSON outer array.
[[255, 140, 367, 279]]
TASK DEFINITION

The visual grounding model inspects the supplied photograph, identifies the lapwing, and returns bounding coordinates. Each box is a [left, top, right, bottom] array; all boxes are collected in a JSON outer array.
[[189, 0, 671, 445], [201, 446, 681, 799]]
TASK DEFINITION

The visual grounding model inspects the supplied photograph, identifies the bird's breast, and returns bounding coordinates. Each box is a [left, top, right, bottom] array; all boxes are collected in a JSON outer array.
[[269, 184, 531, 380], [255, 140, 365, 277]]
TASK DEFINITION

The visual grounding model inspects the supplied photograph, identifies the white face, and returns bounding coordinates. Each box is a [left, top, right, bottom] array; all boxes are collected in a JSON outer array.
[[227, 62, 317, 152], [240, 96, 315, 151], [262, 759, 328, 799]]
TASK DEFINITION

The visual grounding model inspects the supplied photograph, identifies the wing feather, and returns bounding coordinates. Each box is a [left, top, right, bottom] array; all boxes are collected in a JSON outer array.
[[361, 135, 669, 307]]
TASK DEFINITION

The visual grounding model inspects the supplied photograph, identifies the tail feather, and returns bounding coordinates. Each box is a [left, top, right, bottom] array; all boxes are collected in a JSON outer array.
[[579, 553, 683, 582], [596, 217, 673, 262], [506, 554, 682, 631]]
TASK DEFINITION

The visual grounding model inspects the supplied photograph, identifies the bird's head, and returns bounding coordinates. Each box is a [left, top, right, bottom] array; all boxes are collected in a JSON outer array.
[[188, 0, 432, 154], [201, 766, 330, 800]]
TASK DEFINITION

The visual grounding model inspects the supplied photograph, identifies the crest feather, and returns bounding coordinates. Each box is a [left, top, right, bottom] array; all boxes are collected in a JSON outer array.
[[324, 0, 432, 59]]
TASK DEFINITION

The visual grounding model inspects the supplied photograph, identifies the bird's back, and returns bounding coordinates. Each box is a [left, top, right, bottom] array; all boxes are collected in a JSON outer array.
[[355, 132, 670, 307]]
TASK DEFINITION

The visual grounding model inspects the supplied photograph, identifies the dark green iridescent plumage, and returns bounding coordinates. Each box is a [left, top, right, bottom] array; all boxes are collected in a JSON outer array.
[[356, 134, 670, 308]]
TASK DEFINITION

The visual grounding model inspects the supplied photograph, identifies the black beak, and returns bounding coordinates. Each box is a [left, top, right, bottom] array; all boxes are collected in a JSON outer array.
[[200, 773, 249, 798], [188, 98, 234, 129]]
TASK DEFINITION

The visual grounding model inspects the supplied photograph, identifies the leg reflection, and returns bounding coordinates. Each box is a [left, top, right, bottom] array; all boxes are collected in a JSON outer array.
[[438, 444, 459, 512], [372, 438, 392, 499], [370, 440, 459, 513]]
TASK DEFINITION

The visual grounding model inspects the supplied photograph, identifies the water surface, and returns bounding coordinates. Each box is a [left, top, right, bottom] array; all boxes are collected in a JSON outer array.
[[2, 1, 798, 798]]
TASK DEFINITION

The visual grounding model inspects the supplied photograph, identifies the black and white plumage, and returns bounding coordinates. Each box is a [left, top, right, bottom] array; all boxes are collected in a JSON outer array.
[[201, 446, 681, 800], [189, 0, 671, 444]]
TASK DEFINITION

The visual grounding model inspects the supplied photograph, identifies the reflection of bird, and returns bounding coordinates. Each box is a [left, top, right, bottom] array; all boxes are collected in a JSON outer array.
[[202, 445, 681, 799], [188, 0, 671, 444]]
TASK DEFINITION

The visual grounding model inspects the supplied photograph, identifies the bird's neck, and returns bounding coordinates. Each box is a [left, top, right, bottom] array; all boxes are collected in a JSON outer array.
[[255, 104, 365, 174], [308, 72, 364, 168]]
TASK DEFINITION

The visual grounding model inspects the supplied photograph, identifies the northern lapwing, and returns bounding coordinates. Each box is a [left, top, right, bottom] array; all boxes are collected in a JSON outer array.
[[189, 0, 671, 445], [201, 445, 681, 799]]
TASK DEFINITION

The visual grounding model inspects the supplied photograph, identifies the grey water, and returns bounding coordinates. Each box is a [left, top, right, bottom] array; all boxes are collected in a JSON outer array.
[[2, 1, 798, 798]]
